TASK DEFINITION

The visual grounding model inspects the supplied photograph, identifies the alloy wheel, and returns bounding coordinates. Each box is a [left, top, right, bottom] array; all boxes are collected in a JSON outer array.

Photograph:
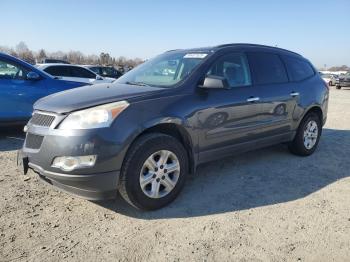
[[139, 150, 180, 198]]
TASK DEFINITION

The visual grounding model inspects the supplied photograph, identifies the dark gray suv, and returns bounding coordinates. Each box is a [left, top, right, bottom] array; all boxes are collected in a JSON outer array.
[[19, 44, 329, 210]]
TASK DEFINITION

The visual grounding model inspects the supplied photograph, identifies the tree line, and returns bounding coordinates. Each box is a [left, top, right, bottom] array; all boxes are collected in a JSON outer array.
[[0, 41, 144, 68]]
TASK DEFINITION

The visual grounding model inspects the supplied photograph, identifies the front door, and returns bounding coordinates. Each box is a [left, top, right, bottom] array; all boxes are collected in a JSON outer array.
[[196, 52, 263, 162], [0, 58, 47, 122]]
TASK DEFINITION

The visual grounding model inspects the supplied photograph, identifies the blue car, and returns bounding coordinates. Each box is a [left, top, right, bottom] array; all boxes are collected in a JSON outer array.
[[0, 52, 87, 125]]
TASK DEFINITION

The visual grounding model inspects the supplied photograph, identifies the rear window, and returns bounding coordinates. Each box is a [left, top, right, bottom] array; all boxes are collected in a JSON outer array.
[[247, 52, 288, 85], [283, 56, 315, 81]]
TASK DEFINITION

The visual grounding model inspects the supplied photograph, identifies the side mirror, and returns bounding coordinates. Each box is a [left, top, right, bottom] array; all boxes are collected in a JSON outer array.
[[27, 71, 41, 80], [96, 75, 104, 80], [199, 75, 230, 89]]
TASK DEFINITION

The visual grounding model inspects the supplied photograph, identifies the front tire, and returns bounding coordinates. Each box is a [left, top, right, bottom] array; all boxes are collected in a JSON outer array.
[[118, 133, 188, 210], [288, 112, 322, 156]]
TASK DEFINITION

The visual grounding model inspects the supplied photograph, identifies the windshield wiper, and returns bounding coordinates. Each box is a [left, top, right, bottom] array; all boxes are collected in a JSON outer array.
[[125, 81, 150, 87]]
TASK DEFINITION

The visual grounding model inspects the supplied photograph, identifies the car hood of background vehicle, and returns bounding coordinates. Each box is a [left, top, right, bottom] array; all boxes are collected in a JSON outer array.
[[34, 83, 166, 113]]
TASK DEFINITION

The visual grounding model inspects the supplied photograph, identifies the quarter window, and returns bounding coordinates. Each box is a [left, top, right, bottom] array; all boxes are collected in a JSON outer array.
[[283, 56, 315, 81], [206, 53, 251, 87], [247, 52, 288, 84]]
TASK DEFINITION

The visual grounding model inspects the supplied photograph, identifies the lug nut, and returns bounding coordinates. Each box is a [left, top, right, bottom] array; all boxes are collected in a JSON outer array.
[[160, 165, 164, 169], [154, 167, 158, 172], [156, 178, 160, 182], [162, 175, 165, 180], [164, 169, 167, 173], [152, 174, 156, 178]]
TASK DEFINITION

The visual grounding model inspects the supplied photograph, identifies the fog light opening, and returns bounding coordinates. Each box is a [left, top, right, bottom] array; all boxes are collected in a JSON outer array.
[[52, 155, 97, 171]]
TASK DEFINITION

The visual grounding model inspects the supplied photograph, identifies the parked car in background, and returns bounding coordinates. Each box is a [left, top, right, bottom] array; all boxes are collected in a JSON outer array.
[[335, 75, 340, 86], [336, 73, 350, 89], [40, 58, 70, 64], [84, 65, 123, 79], [0, 53, 86, 125], [20, 44, 328, 210], [36, 64, 115, 84], [320, 73, 337, 86]]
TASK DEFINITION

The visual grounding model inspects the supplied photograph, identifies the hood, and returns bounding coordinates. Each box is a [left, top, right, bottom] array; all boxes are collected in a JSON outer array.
[[34, 82, 165, 113]]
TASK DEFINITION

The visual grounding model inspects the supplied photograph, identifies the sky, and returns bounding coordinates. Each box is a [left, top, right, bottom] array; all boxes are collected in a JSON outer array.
[[2, 0, 349, 68]]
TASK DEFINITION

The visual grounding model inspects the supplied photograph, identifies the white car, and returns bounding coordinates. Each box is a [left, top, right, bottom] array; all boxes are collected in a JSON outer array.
[[320, 73, 337, 86], [36, 64, 115, 84]]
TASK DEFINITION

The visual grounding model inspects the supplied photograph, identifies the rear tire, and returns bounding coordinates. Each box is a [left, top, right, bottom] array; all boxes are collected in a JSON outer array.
[[288, 112, 322, 156], [118, 133, 188, 210]]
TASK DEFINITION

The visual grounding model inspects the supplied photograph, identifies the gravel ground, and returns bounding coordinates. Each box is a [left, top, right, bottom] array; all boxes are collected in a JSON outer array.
[[0, 87, 349, 262]]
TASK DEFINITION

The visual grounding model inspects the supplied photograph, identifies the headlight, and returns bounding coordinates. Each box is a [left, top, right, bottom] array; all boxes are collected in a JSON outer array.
[[59, 101, 129, 130]]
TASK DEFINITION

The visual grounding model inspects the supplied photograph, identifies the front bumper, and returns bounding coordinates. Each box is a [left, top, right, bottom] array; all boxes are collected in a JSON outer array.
[[20, 111, 128, 200], [29, 162, 119, 200]]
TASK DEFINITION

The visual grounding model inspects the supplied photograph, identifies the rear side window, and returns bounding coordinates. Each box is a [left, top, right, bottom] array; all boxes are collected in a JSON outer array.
[[247, 52, 288, 85], [283, 56, 315, 81], [44, 66, 71, 77]]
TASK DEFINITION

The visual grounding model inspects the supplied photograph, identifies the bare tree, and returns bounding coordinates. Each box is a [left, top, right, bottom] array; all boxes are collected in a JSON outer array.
[[37, 49, 47, 63], [1, 41, 145, 67], [16, 41, 29, 54]]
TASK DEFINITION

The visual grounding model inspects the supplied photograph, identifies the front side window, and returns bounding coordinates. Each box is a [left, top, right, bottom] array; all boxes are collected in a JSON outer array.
[[116, 51, 208, 87], [70, 67, 96, 78], [206, 53, 251, 87], [101, 67, 116, 76], [89, 67, 101, 75], [283, 56, 315, 81], [44, 66, 71, 77], [0, 59, 28, 80], [247, 52, 288, 84]]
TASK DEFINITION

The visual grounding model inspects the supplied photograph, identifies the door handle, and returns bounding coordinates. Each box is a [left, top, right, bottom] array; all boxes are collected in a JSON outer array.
[[247, 97, 260, 102], [290, 92, 300, 97]]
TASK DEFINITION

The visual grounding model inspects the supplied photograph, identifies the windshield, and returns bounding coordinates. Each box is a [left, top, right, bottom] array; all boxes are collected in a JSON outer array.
[[116, 51, 208, 87]]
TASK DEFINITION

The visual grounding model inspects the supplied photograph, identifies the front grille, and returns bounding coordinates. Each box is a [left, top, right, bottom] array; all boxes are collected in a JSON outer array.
[[25, 133, 44, 149], [30, 113, 55, 127]]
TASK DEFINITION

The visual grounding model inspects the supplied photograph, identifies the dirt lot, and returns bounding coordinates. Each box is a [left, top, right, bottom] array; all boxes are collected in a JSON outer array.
[[0, 87, 349, 262]]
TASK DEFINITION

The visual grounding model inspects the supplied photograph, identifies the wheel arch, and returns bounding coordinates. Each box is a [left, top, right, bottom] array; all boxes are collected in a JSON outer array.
[[122, 118, 197, 174], [303, 105, 323, 124]]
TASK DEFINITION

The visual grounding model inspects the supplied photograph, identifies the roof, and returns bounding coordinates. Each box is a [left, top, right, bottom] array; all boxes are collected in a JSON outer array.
[[166, 43, 302, 57], [36, 63, 84, 68], [214, 43, 302, 56]]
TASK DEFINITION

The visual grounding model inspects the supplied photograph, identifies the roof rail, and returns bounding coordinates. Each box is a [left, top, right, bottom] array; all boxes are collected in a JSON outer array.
[[215, 43, 301, 56], [165, 49, 183, 52]]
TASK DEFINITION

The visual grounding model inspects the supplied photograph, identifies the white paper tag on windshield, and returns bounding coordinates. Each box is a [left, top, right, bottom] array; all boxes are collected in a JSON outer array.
[[184, 53, 208, 59]]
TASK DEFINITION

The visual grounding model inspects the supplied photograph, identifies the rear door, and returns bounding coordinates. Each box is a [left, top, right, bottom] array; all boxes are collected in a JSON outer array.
[[246, 52, 297, 138], [0, 58, 48, 121]]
